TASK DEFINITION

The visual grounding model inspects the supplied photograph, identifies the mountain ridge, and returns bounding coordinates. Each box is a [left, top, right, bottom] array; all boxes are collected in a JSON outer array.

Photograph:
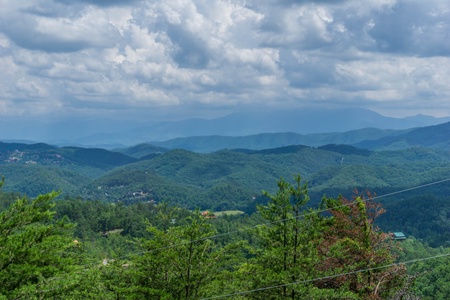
[[2, 108, 449, 147], [1, 122, 450, 213]]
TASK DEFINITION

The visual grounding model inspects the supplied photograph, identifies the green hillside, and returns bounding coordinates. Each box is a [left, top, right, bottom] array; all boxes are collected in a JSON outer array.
[[79, 149, 282, 210], [0, 164, 91, 197], [355, 121, 450, 150], [75, 145, 450, 213], [113, 143, 168, 159], [57, 146, 137, 168], [2, 135, 450, 213], [0, 142, 136, 170]]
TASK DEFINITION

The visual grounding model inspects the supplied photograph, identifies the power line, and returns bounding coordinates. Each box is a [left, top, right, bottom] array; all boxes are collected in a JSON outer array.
[[35, 252, 450, 297], [31, 177, 450, 274], [201, 252, 450, 299], [30, 177, 450, 296], [371, 178, 450, 200], [310, 177, 450, 217], [107, 177, 450, 261]]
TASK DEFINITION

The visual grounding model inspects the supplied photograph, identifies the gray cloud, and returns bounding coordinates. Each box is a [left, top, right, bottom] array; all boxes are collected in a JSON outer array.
[[0, 3, 121, 52], [366, 1, 450, 56], [3, 28, 92, 53], [0, 0, 449, 121], [53, 0, 142, 7], [167, 25, 210, 69]]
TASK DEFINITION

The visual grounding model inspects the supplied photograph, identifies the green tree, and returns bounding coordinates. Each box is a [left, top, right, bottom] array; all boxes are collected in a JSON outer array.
[[111, 210, 240, 299], [0, 187, 79, 299], [239, 176, 355, 299]]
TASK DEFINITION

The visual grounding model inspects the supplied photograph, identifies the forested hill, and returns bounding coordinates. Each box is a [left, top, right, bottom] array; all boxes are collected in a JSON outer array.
[[2, 120, 450, 212], [355, 121, 450, 150], [2, 139, 450, 213], [0, 142, 137, 196], [0, 142, 137, 168]]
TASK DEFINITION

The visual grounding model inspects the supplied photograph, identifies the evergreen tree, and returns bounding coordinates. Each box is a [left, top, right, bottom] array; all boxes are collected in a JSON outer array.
[[113, 210, 240, 299], [240, 176, 355, 299], [0, 186, 79, 299]]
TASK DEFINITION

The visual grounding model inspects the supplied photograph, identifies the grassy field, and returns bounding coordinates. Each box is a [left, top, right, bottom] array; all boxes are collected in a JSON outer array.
[[214, 210, 245, 217]]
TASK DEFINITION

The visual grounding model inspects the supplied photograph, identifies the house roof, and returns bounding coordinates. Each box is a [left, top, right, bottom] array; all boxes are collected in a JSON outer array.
[[393, 232, 406, 239]]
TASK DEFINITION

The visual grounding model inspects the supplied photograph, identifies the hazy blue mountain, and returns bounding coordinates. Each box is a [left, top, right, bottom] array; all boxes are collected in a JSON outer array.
[[355, 121, 450, 150], [2, 108, 448, 147], [147, 119, 450, 153], [76, 108, 450, 147], [0, 117, 142, 147], [113, 143, 169, 159], [146, 128, 409, 153]]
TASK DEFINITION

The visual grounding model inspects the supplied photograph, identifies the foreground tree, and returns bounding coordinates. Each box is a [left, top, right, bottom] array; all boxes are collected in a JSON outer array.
[[238, 176, 356, 299], [0, 181, 78, 299], [317, 193, 406, 299], [110, 210, 240, 299]]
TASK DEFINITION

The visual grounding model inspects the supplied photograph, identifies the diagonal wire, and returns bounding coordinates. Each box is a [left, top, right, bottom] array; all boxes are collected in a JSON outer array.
[[201, 252, 450, 299], [110, 177, 450, 260]]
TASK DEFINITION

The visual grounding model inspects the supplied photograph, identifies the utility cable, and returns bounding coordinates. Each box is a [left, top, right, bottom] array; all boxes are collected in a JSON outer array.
[[30, 177, 450, 296], [108, 177, 450, 260], [310, 177, 450, 217], [201, 252, 450, 299], [35, 252, 450, 296], [32, 177, 450, 273]]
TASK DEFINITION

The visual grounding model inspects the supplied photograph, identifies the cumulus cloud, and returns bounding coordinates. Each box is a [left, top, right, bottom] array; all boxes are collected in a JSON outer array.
[[0, 1, 121, 52], [54, 0, 142, 7], [364, 0, 450, 56], [0, 0, 449, 120]]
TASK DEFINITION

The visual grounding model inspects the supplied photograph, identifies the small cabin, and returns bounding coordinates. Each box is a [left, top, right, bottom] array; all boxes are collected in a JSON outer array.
[[392, 232, 406, 240]]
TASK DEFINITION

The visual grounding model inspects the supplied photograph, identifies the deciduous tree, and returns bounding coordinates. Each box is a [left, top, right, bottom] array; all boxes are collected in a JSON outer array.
[[317, 193, 406, 299]]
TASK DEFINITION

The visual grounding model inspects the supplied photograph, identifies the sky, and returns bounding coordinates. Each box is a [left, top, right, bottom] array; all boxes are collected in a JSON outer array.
[[0, 0, 449, 122]]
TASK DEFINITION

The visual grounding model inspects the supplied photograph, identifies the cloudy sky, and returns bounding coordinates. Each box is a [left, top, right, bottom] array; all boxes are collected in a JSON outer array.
[[0, 0, 449, 122]]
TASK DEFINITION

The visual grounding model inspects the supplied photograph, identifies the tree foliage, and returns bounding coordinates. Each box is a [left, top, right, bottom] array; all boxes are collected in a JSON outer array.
[[111, 211, 242, 299], [2, 173, 448, 298], [0, 188, 78, 299], [318, 193, 406, 299]]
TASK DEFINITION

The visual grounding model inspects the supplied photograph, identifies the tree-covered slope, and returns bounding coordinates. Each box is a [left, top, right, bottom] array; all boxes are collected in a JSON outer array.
[[355, 121, 450, 150], [0, 164, 91, 197], [75, 145, 450, 212], [2, 140, 450, 213], [80, 149, 286, 210], [0, 142, 137, 171], [113, 143, 168, 159]]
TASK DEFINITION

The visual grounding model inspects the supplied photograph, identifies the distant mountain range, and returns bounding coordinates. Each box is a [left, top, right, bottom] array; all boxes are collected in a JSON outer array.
[[1, 120, 450, 203], [2, 108, 449, 147], [144, 128, 405, 153], [115, 121, 449, 154], [2, 119, 450, 249]]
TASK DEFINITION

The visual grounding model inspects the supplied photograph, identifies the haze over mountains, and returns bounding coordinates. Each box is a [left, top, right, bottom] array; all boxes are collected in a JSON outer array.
[[2, 105, 450, 213], [2, 108, 449, 148], [1, 119, 450, 200]]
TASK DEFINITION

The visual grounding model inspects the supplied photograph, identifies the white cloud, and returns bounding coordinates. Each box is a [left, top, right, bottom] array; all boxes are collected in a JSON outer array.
[[0, 0, 448, 119]]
